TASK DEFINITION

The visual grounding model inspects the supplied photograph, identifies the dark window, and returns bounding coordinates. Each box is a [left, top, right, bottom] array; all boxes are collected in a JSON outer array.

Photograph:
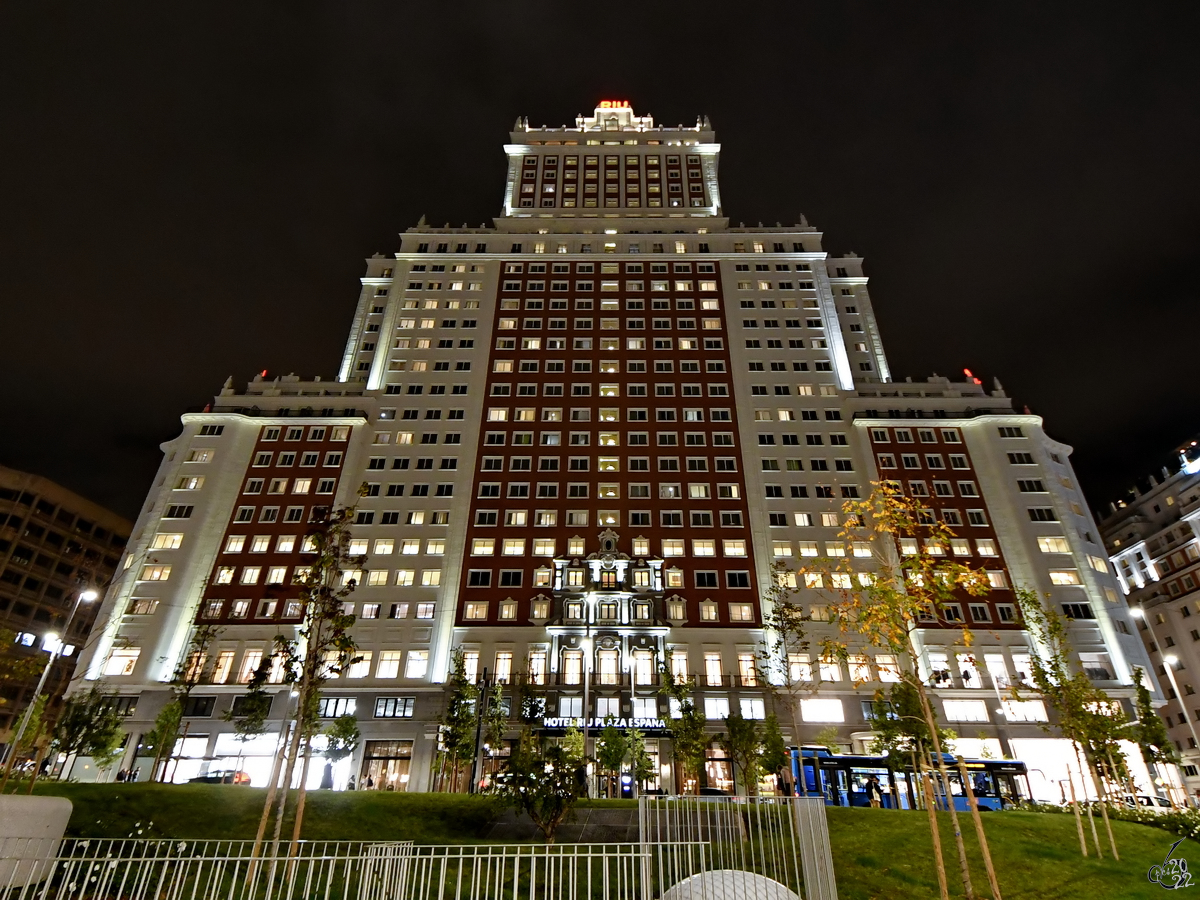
[[182, 696, 216, 717]]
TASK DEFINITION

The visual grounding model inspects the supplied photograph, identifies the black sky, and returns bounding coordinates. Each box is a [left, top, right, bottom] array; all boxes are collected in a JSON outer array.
[[2, 2, 1198, 522]]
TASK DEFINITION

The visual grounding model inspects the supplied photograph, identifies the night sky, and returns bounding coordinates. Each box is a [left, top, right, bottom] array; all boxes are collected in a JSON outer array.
[[3, 3, 1198, 522]]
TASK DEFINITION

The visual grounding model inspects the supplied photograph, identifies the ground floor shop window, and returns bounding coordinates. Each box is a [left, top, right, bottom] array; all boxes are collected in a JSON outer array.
[[359, 739, 413, 791]]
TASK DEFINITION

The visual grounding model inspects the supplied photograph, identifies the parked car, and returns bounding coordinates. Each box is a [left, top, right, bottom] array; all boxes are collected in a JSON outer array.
[[1122, 794, 1174, 814], [188, 770, 251, 785]]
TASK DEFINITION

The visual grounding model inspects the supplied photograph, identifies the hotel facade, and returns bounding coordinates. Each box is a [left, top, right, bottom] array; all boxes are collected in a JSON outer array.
[[73, 103, 1153, 799]]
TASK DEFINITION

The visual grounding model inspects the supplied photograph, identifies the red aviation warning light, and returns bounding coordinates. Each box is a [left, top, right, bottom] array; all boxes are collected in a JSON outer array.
[[963, 368, 982, 386]]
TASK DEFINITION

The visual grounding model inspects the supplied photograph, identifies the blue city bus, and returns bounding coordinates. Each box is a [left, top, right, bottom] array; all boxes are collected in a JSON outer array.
[[789, 747, 1030, 811]]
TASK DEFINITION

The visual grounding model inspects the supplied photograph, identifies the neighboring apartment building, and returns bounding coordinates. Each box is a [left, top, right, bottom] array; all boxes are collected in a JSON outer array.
[[0, 465, 131, 742], [74, 102, 1151, 800], [1100, 441, 1200, 800]]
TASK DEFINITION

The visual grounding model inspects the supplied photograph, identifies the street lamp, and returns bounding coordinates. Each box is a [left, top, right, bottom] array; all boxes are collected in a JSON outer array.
[[2, 589, 98, 768], [1129, 606, 1200, 804], [1128, 608, 1200, 756], [1160, 653, 1200, 752]]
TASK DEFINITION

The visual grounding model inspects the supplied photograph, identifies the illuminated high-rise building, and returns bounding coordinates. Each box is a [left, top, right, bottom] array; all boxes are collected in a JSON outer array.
[[75, 103, 1151, 798]]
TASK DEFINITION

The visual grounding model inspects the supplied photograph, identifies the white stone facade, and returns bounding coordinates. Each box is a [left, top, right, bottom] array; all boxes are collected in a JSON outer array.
[[71, 104, 1151, 800]]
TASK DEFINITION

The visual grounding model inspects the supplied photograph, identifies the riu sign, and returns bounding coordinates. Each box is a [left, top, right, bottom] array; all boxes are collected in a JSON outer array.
[[598, 100, 630, 109]]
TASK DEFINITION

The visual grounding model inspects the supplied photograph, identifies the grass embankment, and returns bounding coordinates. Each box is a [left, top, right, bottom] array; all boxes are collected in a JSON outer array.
[[28, 783, 1193, 898], [31, 782, 502, 843]]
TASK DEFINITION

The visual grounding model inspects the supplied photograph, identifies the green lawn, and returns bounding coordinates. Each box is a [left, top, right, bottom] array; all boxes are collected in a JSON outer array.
[[26, 783, 1194, 898], [826, 806, 1191, 899]]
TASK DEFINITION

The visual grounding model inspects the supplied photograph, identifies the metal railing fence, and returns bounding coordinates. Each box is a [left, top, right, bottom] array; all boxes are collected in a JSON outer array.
[[1, 798, 838, 900], [0, 838, 412, 900], [639, 796, 838, 900]]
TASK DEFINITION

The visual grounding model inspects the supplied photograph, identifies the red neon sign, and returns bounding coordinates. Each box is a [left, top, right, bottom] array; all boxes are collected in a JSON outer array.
[[598, 100, 630, 109]]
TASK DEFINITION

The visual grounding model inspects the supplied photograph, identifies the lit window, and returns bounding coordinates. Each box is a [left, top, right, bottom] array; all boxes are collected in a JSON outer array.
[[139, 565, 171, 581], [944, 700, 989, 723], [376, 651, 403, 679], [103, 648, 141, 676], [1037, 536, 1070, 553], [404, 650, 429, 679], [800, 698, 844, 723]]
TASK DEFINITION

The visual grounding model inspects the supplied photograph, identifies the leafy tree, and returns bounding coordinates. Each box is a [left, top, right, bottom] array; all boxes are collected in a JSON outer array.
[[324, 714, 360, 764], [496, 727, 586, 843], [756, 572, 815, 752], [224, 656, 274, 741], [814, 725, 842, 755], [596, 721, 629, 798], [658, 654, 708, 794], [482, 682, 509, 750], [219, 661, 275, 785], [437, 649, 480, 792], [627, 727, 656, 793], [53, 686, 124, 773], [0, 693, 48, 791], [13, 694, 47, 756], [760, 714, 789, 794], [0, 628, 44, 706], [801, 482, 992, 900], [671, 705, 709, 794], [141, 699, 183, 780], [149, 623, 223, 782], [1130, 668, 1181, 806], [719, 712, 763, 796], [479, 681, 510, 786], [1015, 587, 1128, 856], [515, 659, 547, 723], [250, 501, 363, 863], [868, 682, 955, 761], [1131, 666, 1176, 769], [868, 683, 958, 812]]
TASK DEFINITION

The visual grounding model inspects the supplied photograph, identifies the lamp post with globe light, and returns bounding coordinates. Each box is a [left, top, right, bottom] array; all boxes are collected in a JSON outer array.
[[1153, 653, 1199, 809], [2, 589, 98, 769], [1128, 607, 1200, 755], [1128, 606, 1199, 805], [1159, 654, 1200, 755]]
